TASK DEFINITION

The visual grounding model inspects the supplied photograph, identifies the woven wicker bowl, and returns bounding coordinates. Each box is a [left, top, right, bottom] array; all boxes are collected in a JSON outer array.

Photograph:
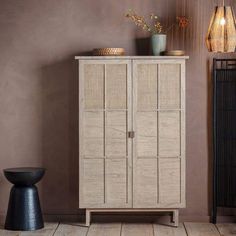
[[93, 48, 125, 56]]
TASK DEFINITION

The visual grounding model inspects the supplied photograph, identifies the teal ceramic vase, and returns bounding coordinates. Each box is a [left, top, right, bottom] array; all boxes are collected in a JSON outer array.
[[151, 34, 167, 55]]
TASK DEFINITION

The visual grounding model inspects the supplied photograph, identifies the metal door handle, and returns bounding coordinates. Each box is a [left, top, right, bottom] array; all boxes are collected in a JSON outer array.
[[128, 131, 135, 138]]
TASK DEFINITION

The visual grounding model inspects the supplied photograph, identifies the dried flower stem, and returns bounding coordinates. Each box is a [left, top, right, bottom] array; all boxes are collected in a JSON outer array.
[[125, 10, 189, 35], [126, 10, 152, 33]]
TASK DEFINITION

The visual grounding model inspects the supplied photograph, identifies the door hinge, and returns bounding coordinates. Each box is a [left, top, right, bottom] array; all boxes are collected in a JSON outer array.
[[128, 131, 135, 138]]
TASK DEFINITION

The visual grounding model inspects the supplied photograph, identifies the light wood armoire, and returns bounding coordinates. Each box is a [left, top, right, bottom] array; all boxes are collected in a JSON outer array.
[[75, 56, 188, 226]]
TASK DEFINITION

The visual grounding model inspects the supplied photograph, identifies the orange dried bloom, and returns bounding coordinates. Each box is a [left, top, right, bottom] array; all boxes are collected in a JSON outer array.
[[177, 16, 189, 28]]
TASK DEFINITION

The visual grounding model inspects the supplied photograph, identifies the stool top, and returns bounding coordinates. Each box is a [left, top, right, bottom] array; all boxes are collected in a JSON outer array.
[[4, 167, 45, 186], [4, 167, 45, 173]]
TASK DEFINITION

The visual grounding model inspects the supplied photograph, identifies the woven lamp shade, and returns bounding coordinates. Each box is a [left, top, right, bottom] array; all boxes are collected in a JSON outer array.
[[206, 6, 236, 52]]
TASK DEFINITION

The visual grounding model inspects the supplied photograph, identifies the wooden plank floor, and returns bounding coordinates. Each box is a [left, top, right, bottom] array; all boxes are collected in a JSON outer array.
[[0, 222, 234, 235]]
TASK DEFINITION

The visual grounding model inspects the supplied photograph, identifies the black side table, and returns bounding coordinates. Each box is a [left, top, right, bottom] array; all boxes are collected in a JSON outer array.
[[4, 167, 45, 231]]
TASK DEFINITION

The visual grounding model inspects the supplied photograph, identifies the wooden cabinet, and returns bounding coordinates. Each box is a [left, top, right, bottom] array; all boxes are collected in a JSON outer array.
[[76, 56, 188, 226]]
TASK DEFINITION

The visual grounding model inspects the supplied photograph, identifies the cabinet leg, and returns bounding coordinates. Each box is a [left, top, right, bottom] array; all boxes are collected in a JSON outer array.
[[85, 209, 91, 227], [172, 210, 179, 227]]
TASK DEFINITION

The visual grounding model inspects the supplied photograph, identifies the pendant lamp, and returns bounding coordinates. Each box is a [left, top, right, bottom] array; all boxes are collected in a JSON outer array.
[[206, 0, 236, 52]]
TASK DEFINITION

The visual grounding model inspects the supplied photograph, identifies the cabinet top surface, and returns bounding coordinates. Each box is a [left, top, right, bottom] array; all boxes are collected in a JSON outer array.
[[75, 56, 189, 60]]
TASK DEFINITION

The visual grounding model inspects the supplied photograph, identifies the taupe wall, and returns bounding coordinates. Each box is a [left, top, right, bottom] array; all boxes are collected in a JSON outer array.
[[0, 0, 235, 221]]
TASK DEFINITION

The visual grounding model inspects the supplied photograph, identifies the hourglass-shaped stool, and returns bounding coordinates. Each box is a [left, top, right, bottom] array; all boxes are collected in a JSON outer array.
[[4, 167, 45, 231]]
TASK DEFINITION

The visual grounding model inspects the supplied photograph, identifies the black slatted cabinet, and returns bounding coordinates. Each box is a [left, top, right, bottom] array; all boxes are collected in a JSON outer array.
[[212, 58, 236, 223]]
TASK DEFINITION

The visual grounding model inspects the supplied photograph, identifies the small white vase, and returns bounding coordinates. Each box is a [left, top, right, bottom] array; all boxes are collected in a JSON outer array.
[[151, 34, 167, 56]]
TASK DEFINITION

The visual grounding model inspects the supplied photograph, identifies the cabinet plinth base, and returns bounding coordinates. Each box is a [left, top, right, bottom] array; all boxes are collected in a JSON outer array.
[[85, 208, 179, 227]]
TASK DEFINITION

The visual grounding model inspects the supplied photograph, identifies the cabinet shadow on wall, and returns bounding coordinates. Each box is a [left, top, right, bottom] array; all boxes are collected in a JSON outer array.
[[135, 37, 151, 56], [40, 53, 86, 218]]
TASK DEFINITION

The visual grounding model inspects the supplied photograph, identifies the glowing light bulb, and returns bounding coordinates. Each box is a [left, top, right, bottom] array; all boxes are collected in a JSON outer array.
[[220, 17, 226, 25]]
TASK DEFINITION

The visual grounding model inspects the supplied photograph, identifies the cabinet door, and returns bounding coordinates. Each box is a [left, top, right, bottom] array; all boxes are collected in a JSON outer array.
[[133, 60, 185, 208], [79, 60, 132, 208]]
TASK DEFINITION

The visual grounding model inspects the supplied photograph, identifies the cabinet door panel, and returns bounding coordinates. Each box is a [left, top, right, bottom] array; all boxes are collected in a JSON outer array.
[[133, 60, 185, 208], [106, 111, 127, 157], [159, 158, 181, 205], [81, 159, 104, 207], [136, 112, 157, 157], [79, 60, 131, 208], [159, 111, 180, 157], [133, 158, 158, 207], [84, 64, 104, 109], [137, 64, 158, 110], [106, 159, 128, 207], [159, 64, 181, 109], [83, 112, 104, 156], [106, 64, 127, 109]]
